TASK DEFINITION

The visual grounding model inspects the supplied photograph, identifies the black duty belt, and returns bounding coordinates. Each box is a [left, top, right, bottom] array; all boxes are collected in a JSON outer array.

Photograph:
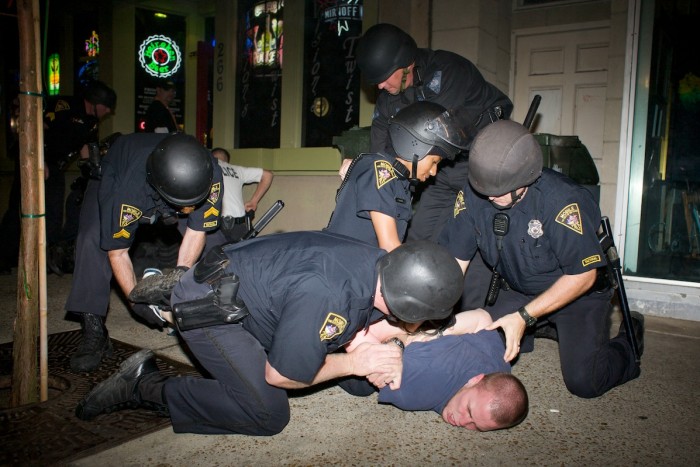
[[222, 215, 248, 225]]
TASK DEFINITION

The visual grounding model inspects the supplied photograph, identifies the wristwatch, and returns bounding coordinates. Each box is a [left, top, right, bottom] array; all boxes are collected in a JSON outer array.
[[518, 306, 537, 328], [384, 337, 405, 351]]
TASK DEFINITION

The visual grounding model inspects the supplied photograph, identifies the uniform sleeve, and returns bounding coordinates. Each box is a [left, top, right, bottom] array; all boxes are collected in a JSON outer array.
[[353, 159, 410, 221], [438, 189, 478, 261], [98, 151, 146, 250], [186, 160, 224, 232], [235, 165, 263, 185], [268, 284, 350, 384], [545, 188, 605, 275]]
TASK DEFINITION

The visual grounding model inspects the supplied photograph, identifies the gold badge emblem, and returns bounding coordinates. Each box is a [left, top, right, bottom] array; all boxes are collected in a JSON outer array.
[[119, 204, 142, 227], [319, 313, 348, 341], [208, 182, 221, 205], [374, 160, 397, 189], [555, 203, 583, 235], [453, 190, 466, 217], [582, 255, 602, 267], [203, 220, 218, 228]]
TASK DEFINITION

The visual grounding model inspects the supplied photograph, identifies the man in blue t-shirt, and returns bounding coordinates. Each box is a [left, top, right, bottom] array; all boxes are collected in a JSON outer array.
[[347, 310, 529, 431]]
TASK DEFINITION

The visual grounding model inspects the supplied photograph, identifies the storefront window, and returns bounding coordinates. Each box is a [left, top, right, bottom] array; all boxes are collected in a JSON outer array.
[[302, 0, 363, 147], [624, 0, 700, 283], [236, 0, 284, 148]]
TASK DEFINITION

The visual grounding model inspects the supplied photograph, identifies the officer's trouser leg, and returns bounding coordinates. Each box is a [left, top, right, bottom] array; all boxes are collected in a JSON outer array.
[[65, 179, 112, 316], [552, 290, 640, 398], [167, 269, 290, 435], [406, 159, 469, 242]]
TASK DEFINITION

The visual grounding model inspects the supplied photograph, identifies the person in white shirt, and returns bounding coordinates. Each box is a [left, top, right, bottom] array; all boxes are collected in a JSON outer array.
[[211, 147, 274, 242]]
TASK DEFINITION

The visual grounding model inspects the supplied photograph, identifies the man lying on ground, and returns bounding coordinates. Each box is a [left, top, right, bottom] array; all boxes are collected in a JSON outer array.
[[344, 310, 529, 432]]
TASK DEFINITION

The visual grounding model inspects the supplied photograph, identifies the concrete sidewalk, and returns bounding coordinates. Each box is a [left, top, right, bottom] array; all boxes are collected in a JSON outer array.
[[1, 270, 699, 466]]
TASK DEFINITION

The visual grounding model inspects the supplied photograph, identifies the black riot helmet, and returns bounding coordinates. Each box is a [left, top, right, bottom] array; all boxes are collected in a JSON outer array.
[[82, 80, 117, 110], [389, 101, 472, 162], [146, 134, 213, 207], [377, 240, 463, 323], [468, 120, 543, 197], [356, 23, 418, 85]]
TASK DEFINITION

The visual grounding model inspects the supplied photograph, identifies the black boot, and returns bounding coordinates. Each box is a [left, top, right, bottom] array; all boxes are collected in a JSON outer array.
[[70, 313, 113, 372], [75, 349, 169, 420]]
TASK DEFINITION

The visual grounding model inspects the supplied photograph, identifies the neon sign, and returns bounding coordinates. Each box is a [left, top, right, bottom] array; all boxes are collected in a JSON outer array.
[[48, 53, 60, 95], [85, 30, 100, 57], [138, 34, 182, 78]]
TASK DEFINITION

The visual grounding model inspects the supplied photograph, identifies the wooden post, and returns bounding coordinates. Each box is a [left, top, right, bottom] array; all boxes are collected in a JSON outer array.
[[12, 0, 46, 407]]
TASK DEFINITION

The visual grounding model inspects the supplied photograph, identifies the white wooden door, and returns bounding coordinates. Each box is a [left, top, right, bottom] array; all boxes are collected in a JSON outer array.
[[513, 25, 610, 163]]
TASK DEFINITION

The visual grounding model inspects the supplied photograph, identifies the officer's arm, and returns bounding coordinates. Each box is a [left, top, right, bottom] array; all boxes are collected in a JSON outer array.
[[369, 211, 402, 252], [108, 248, 137, 297], [486, 269, 597, 362], [177, 227, 207, 268], [244, 169, 274, 212], [264, 342, 403, 389]]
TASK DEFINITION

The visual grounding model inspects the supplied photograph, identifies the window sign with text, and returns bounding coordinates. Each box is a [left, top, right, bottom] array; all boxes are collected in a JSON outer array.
[[303, 0, 363, 147]]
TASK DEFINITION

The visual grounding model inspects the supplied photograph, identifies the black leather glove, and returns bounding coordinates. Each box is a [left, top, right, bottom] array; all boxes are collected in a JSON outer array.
[[129, 266, 189, 308], [132, 303, 167, 328]]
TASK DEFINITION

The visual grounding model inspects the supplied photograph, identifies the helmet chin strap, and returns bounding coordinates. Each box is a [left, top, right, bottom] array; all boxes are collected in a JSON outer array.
[[490, 189, 524, 210], [390, 157, 418, 193]]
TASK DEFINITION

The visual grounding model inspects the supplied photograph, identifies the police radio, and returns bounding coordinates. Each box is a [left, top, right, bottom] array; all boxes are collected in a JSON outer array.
[[485, 213, 510, 307]]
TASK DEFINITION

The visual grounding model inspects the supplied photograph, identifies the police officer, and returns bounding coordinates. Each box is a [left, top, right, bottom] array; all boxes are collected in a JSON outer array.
[[326, 101, 469, 251], [439, 120, 644, 398], [353, 23, 513, 308], [66, 133, 224, 373], [74, 233, 465, 436], [29, 81, 115, 261]]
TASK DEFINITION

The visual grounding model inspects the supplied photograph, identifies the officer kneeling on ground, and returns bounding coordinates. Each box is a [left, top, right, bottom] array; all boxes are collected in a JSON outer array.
[[65, 133, 225, 373], [75, 233, 464, 436], [438, 120, 644, 398]]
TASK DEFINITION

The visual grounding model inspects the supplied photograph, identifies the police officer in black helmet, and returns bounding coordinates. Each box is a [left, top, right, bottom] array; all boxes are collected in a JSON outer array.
[[327, 101, 471, 252], [350, 23, 513, 309], [65, 132, 225, 373], [439, 120, 644, 398], [75, 235, 465, 436]]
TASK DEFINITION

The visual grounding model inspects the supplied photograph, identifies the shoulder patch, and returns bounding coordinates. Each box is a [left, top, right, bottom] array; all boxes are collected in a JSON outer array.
[[582, 255, 602, 267], [427, 70, 442, 94], [207, 182, 221, 205], [453, 190, 466, 217], [374, 160, 397, 189], [319, 313, 348, 341], [555, 203, 583, 235], [54, 99, 71, 112], [119, 204, 142, 227]]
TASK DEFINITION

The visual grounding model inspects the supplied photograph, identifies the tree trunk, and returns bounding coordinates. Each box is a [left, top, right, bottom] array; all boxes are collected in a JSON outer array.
[[12, 0, 46, 407]]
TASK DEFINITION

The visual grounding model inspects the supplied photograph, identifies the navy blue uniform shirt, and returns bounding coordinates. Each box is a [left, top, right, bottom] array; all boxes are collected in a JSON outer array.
[[439, 169, 605, 294], [98, 133, 223, 251], [220, 231, 386, 383], [325, 153, 412, 246], [370, 48, 513, 153]]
